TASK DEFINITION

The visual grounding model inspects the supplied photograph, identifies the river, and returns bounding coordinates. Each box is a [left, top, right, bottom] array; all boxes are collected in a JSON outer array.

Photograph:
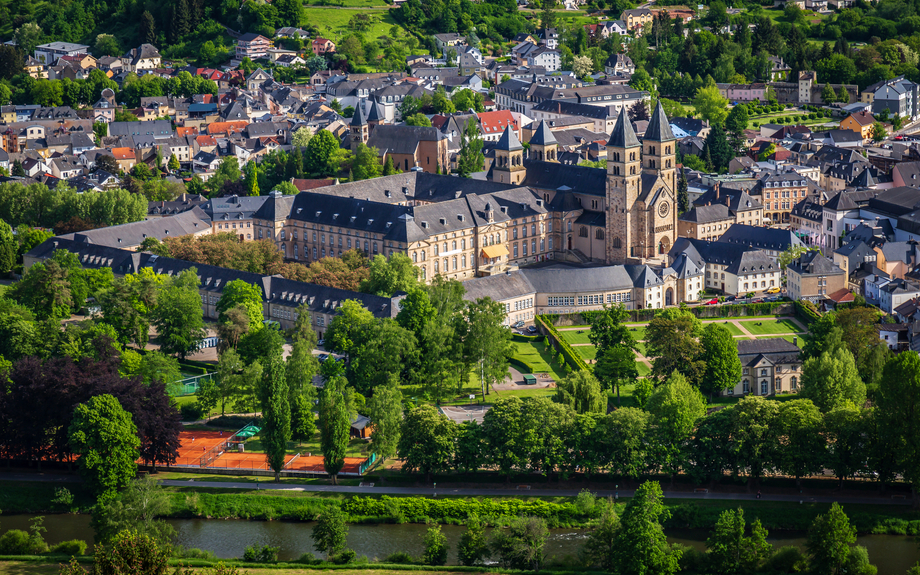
[[2, 515, 919, 574]]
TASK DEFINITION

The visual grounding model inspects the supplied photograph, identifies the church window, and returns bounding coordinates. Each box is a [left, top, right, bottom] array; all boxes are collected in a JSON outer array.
[[596, 229, 604, 240], [630, 166, 636, 175], [579, 226, 588, 237], [612, 237, 621, 248], [567, 221, 572, 231]]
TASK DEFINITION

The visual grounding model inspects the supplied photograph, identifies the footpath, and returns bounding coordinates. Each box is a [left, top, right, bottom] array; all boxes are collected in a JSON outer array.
[[0, 472, 910, 506]]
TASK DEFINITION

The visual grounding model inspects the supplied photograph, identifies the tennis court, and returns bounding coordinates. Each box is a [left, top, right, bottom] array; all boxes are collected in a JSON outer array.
[[286, 455, 364, 474], [206, 452, 297, 471], [172, 431, 232, 466]]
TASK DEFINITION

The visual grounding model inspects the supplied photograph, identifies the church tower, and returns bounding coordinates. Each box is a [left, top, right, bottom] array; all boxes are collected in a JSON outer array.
[[529, 120, 558, 162], [493, 125, 526, 185], [349, 101, 369, 152], [605, 106, 641, 264], [643, 100, 677, 196]]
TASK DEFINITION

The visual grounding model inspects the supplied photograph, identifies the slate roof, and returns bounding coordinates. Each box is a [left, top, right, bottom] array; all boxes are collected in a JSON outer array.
[[462, 270, 537, 302], [520, 264, 639, 293], [679, 203, 732, 224], [61, 208, 211, 248], [367, 125, 445, 156], [529, 120, 558, 146], [522, 161, 606, 197], [719, 224, 804, 252], [495, 125, 523, 151], [737, 338, 801, 366], [645, 100, 675, 142], [824, 191, 858, 211], [787, 251, 845, 276], [607, 106, 640, 148], [669, 237, 778, 275]]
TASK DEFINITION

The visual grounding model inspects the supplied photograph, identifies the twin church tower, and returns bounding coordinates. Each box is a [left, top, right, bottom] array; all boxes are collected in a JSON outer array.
[[490, 100, 679, 266]]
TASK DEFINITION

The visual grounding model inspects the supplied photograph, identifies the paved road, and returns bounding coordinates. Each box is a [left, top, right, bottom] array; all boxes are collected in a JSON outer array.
[[0, 472, 910, 506]]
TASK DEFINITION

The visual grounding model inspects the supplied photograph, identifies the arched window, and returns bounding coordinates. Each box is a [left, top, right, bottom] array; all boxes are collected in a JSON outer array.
[[434, 260, 439, 273], [452, 256, 457, 270], [791, 376, 798, 390], [761, 380, 768, 395], [567, 221, 572, 232], [531, 224, 536, 236], [761, 368, 768, 376], [612, 237, 621, 249], [579, 226, 588, 237], [412, 252, 417, 263], [461, 239, 466, 249], [630, 166, 636, 175], [513, 227, 518, 239], [452, 240, 457, 251], [596, 229, 605, 240]]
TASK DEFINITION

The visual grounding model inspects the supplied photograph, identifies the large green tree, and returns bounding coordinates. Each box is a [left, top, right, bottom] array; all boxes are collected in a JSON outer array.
[[360, 253, 420, 296], [367, 374, 403, 462], [700, 323, 742, 400], [319, 375, 351, 484], [645, 308, 705, 385], [800, 347, 866, 412], [216, 279, 264, 332], [705, 508, 772, 574], [323, 300, 374, 362], [806, 503, 861, 575], [554, 370, 606, 414], [646, 372, 706, 478], [612, 481, 681, 575], [774, 399, 826, 487], [150, 268, 206, 360], [261, 354, 291, 481], [877, 352, 920, 499], [68, 394, 140, 502], [457, 118, 485, 177], [459, 297, 511, 398], [312, 506, 349, 558], [397, 405, 456, 482]]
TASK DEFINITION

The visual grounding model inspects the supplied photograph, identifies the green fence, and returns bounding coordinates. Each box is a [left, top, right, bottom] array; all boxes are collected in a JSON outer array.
[[171, 373, 216, 396]]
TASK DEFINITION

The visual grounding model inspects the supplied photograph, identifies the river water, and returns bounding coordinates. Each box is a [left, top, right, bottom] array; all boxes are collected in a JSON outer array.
[[2, 515, 919, 574]]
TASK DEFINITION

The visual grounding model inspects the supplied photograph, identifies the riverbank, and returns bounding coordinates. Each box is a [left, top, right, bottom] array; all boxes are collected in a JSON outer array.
[[4, 479, 920, 535]]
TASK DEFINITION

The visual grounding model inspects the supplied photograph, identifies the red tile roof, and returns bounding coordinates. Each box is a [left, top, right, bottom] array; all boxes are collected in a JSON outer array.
[[477, 110, 518, 135]]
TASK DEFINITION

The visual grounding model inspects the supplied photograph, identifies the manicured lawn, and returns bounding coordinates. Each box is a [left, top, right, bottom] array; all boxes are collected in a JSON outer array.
[[493, 387, 557, 400], [636, 362, 651, 377], [510, 341, 567, 381], [559, 329, 593, 345], [705, 320, 745, 336], [307, 0, 389, 6], [741, 318, 804, 335], [576, 345, 597, 362], [302, 7, 396, 40], [626, 325, 646, 341], [556, 324, 591, 330], [635, 340, 647, 356]]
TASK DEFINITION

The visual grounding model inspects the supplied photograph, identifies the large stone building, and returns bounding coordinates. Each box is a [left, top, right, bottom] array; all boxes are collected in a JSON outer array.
[[605, 101, 678, 264]]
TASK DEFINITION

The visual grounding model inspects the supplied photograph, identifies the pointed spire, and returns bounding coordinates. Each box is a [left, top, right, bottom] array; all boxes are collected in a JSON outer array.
[[645, 99, 676, 142], [366, 99, 383, 123], [496, 124, 523, 151], [351, 100, 368, 127], [529, 120, 557, 146], [607, 106, 640, 149]]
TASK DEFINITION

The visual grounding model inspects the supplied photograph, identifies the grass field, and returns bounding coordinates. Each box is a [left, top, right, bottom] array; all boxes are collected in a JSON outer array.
[[307, 0, 389, 6], [706, 320, 745, 336], [558, 329, 593, 345], [626, 325, 646, 341], [302, 8, 397, 41], [763, 334, 805, 348], [575, 345, 597, 362], [741, 318, 804, 335], [636, 362, 651, 376], [510, 341, 567, 381]]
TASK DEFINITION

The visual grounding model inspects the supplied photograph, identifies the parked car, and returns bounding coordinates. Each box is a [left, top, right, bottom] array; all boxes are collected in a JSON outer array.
[[318, 353, 329, 362], [527, 325, 538, 334], [513, 320, 525, 328], [704, 298, 719, 305], [766, 287, 781, 294], [317, 339, 325, 346], [752, 298, 764, 303], [765, 296, 780, 302], [725, 295, 736, 302]]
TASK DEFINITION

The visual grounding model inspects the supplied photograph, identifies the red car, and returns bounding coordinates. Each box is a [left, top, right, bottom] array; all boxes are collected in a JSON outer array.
[[704, 298, 719, 305]]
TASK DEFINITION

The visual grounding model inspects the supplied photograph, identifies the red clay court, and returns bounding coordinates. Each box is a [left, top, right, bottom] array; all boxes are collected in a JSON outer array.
[[169, 431, 366, 475]]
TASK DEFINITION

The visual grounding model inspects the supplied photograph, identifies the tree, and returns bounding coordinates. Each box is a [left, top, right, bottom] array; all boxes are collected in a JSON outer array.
[[0, 220, 17, 274], [594, 345, 638, 406], [352, 143, 382, 181], [555, 370, 605, 414], [150, 269, 206, 360], [775, 399, 826, 488], [93, 530, 170, 575], [489, 516, 549, 571], [700, 323, 742, 399], [457, 118, 484, 177], [398, 405, 456, 482], [91, 476, 175, 545], [360, 253, 420, 297], [612, 481, 681, 575], [646, 372, 706, 478], [216, 279, 264, 332], [822, 83, 837, 105], [141, 11, 157, 45], [261, 354, 291, 481], [677, 169, 689, 214], [367, 374, 402, 461], [572, 55, 594, 77], [312, 506, 348, 558], [778, 244, 820, 270], [877, 352, 920, 499], [459, 298, 512, 398], [870, 122, 887, 143], [704, 124, 734, 172], [424, 525, 448, 565], [800, 347, 866, 412], [324, 300, 374, 362], [383, 156, 398, 176], [730, 396, 779, 489], [238, 324, 284, 366], [68, 394, 140, 502], [319, 375, 351, 484], [806, 503, 859, 575], [15, 23, 42, 60], [457, 516, 489, 566], [94, 34, 121, 57], [405, 113, 432, 127], [584, 500, 621, 570], [243, 160, 260, 196], [693, 85, 729, 126], [645, 308, 705, 385], [706, 508, 772, 574]]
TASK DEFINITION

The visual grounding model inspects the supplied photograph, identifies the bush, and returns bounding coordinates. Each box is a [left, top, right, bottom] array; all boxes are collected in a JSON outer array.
[[0, 530, 48, 555], [330, 549, 356, 564], [206, 415, 262, 429], [423, 525, 448, 566], [180, 401, 204, 421], [294, 552, 320, 564], [242, 544, 279, 563], [173, 546, 216, 560], [765, 546, 806, 573], [48, 540, 88, 556], [383, 552, 415, 564]]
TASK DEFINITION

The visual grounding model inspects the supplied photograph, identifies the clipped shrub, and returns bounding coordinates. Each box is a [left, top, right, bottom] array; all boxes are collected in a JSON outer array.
[[180, 401, 204, 421], [242, 544, 279, 563], [48, 540, 88, 556], [384, 552, 415, 564]]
